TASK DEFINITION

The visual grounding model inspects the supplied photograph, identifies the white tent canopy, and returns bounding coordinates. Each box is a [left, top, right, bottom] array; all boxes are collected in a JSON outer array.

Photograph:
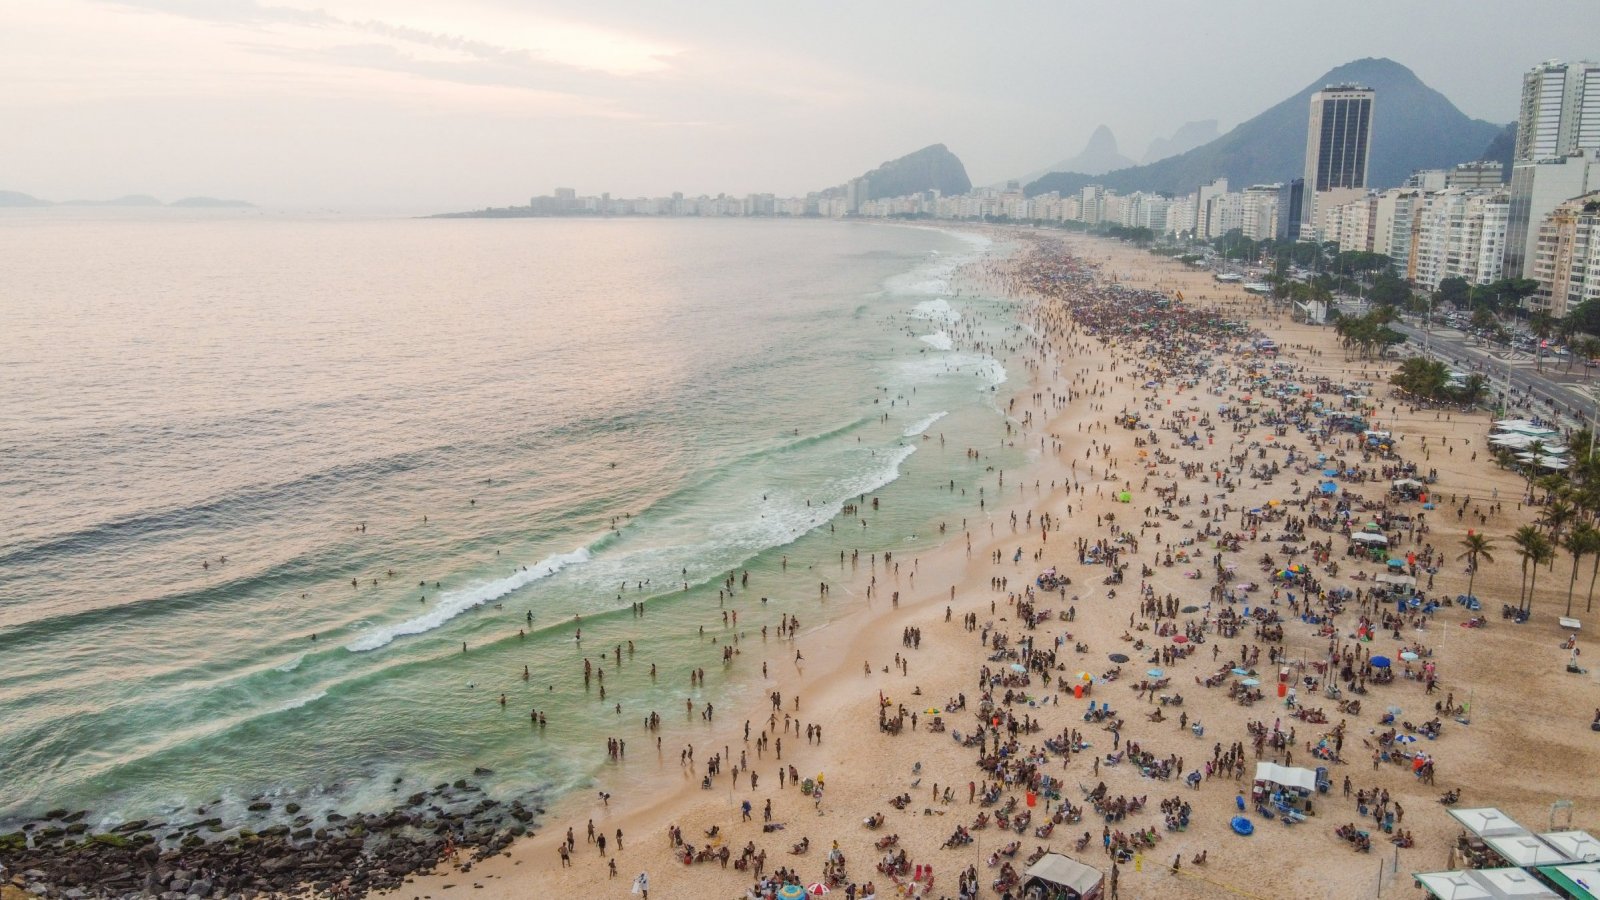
[[1023, 853, 1103, 898], [1487, 834, 1577, 867], [1492, 420, 1560, 438], [1253, 762, 1317, 792], [1414, 868, 1561, 900], [1352, 532, 1390, 545], [1377, 573, 1418, 588], [1540, 830, 1600, 863], [1449, 808, 1525, 839]]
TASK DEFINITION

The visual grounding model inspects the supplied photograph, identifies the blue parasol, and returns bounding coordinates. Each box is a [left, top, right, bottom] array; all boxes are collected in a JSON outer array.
[[1370, 656, 1391, 668]]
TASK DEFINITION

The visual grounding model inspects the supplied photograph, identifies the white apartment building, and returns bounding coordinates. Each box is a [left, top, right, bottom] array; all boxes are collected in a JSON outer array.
[[1531, 192, 1600, 317], [1194, 178, 1228, 237], [1240, 185, 1281, 241], [1373, 189, 1427, 278], [1163, 196, 1192, 237], [1411, 189, 1510, 291]]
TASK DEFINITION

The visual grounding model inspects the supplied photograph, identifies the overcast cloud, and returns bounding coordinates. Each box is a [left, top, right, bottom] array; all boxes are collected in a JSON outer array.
[[4, 0, 1597, 210]]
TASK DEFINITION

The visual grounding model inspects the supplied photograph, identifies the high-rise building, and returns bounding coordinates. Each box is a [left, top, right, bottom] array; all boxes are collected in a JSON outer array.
[[1506, 61, 1600, 280], [1412, 189, 1510, 292], [1372, 189, 1427, 277], [1304, 85, 1375, 234], [1241, 185, 1281, 241], [1530, 192, 1600, 318], [1505, 150, 1600, 278], [1275, 179, 1304, 241], [1515, 61, 1600, 163], [1194, 178, 1228, 237], [1447, 161, 1506, 189]]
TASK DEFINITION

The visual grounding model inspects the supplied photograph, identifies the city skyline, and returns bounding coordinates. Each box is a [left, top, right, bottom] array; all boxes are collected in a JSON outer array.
[[4, 0, 1599, 209]]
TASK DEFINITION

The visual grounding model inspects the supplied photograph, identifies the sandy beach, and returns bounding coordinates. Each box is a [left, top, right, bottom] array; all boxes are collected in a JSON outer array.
[[392, 229, 1600, 900]]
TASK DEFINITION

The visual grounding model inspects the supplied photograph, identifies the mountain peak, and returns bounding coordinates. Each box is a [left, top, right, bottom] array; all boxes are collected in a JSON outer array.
[[1042, 125, 1136, 178], [831, 144, 971, 200], [1026, 57, 1501, 199]]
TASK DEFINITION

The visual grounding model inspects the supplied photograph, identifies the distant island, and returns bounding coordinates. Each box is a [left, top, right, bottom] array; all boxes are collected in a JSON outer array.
[[0, 190, 254, 208]]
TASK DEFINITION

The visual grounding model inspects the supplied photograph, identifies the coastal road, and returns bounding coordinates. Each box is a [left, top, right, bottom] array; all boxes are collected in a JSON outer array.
[[1391, 319, 1600, 426], [1333, 296, 1600, 429]]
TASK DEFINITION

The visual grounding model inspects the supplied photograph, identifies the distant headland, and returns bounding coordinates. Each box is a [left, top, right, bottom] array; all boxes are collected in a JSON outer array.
[[0, 190, 255, 208]]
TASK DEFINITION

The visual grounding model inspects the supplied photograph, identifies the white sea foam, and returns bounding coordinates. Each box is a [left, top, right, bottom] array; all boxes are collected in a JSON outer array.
[[903, 411, 948, 437], [918, 331, 953, 351], [345, 548, 591, 652], [564, 445, 918, 599], [275, 655, 304, 673], [895, 351, 1005, 387], [278, 690, 326, 712], [909, 298, 961, 324]]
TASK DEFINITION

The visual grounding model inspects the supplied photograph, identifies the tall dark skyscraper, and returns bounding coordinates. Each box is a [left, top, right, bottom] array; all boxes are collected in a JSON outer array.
[[1304, 85, 1375, 191], [1302, 85, 1374, 238], [1276, 179, 1304, 241]]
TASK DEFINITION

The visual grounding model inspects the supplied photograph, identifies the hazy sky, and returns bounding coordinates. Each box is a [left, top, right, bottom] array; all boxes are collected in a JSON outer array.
[[6, 0, 1598, 210]]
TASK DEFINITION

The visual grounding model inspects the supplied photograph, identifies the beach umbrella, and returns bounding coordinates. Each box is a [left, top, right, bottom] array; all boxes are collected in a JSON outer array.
[[1371, 656, 1392, 668], [1182, 605, 1200, 613], [1109, 653, 1129, 663], [1394, 734, 1417, 745], [1147, 668, 1165, 677], [1319, 482, 1338, 494], [778, 886, 806, 900], [1172, 635, 1189, 644], [1010, 663, 1027, 673], [1323, 468, 1339, 477], [1074, 671, 1093, 682], [1386, 559, 1405, 569], [1400, 651, 1419, 661], [807, 885, 830, 897], [1231, 667, 1250, 676], [1241, 678, 1261, 687]]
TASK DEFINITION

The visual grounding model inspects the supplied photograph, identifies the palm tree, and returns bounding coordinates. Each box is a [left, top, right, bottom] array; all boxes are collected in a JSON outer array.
[[1541, 497, 1578, 544], [1457, 532, 1495, 602], [1564, 524, 1600, 617], [1513, 525, 1556, 614]]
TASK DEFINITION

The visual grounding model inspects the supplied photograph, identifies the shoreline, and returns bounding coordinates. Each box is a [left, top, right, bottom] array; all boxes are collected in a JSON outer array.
[[1, 226, 1028, 899], [398, 228, 1600, 900], [10, 227, 1600, 900]]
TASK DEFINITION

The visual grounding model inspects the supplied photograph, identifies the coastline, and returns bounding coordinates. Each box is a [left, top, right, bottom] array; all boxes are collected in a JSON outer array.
[[393, 228, 1600, 900], [10, 225, 1600, 900]]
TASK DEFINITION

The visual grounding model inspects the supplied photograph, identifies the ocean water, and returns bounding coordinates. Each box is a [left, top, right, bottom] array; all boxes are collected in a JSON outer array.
[[0, 212, 1021, 832]]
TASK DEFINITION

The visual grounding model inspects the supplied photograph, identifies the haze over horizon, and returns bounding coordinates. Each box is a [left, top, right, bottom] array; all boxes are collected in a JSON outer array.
[[6, 0, 1598, 210]]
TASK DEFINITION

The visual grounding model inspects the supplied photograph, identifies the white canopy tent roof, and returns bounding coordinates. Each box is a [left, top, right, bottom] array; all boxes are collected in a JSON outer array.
[[1393, 478, 1425, 489], [1414, 868, 1562, 900], [1541, 830, 1600, 863], [1253, 762, 1317, 792], [1488, 834, 1577, 867], [1377, 573, 1418, 588], [1352, 532, 1390, 545], [1492, 420, 1561, 438], [1450, 808, 1525, 839], [1023, 853, 1103, 897]]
